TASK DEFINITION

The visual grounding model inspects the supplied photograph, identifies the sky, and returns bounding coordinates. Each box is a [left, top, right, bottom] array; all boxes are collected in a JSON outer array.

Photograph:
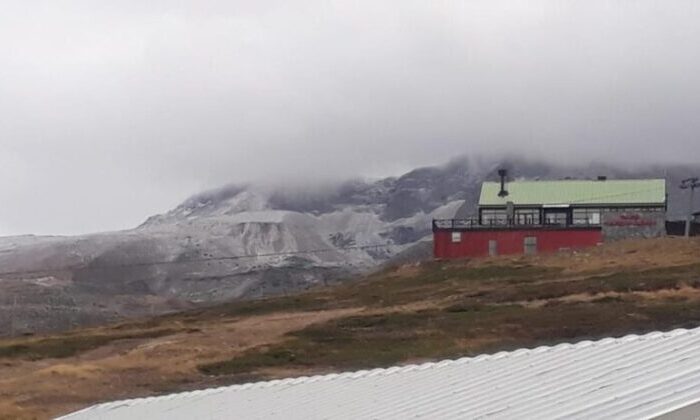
[[1, 0, 699, 236]]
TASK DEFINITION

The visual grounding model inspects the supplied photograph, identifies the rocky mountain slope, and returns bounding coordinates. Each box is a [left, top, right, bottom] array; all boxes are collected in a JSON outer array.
[[0, 157, 698, 336]]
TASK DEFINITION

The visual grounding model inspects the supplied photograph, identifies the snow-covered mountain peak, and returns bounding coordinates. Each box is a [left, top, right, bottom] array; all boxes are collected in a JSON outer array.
[[141, 187, 272, 226]]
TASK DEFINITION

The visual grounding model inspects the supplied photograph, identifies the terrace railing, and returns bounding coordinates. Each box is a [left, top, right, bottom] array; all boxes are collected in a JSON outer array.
[[432, 218, 602, 230]]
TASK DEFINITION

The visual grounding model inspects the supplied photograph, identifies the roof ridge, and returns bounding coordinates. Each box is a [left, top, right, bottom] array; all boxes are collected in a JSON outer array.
[[62, 327, 698, 416]]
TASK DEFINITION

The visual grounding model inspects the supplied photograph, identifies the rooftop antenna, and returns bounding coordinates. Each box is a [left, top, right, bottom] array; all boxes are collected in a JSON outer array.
[[498, 169, 509, 197]]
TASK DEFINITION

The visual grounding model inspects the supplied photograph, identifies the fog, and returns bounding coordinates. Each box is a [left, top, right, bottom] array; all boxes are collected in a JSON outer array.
[[1, 1, 699, 235]]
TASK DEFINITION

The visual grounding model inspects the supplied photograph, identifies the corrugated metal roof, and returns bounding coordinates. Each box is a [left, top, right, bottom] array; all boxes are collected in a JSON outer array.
[[61, 327, 700, 420], [479, 179, 666, 206]]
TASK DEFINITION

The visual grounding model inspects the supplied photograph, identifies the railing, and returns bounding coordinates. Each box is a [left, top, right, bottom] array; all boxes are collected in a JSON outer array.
[[432, 218, 602, 230], [433, 218, 481, 230]]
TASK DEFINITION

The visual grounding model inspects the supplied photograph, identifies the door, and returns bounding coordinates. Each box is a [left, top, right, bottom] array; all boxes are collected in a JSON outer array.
[[489, 240, 498, 257], [524, 236, 537, 255]]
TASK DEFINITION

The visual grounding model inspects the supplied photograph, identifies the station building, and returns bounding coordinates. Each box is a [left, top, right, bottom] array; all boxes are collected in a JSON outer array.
[[433, 174, 666, 258]]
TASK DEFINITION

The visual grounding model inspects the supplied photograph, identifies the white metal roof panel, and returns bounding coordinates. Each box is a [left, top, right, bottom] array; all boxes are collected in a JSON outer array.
[[59, 327, 700, 420]]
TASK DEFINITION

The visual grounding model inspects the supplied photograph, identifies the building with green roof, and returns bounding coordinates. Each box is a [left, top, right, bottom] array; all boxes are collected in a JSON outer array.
[[478, 179, 666, 207], [477, 178, 666, 230], [433, 175, 667, 259]]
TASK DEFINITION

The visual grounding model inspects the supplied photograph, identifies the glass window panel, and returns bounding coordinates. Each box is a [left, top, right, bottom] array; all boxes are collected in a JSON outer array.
[[514, 209, 540, 225], [545, 211, 568, 225], [572, 208, 601, 225], [481, 209, 508, 225]]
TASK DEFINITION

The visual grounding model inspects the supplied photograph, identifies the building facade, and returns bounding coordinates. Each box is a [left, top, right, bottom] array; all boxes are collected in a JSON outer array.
[[434, 177, 666, 258]]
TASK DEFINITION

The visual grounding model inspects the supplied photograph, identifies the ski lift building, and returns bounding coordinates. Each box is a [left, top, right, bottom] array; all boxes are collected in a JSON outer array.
[[433, 175, 666, 258]]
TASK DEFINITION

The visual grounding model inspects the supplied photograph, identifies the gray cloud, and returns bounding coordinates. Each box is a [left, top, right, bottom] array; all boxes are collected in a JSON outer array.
[[1, 0, 699, 235]]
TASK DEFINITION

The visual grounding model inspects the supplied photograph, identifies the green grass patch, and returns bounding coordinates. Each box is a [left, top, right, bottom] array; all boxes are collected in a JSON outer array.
[[0, 329, 177, 360], [197, 305, 521, 376], [198, 294, 700, 377], [478, 263, 700, 303], [209, 294, 332, 317], [330, 263, 564, 308]]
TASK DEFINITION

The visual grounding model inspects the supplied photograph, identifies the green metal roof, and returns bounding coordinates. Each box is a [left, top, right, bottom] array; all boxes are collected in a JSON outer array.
[[479, 179, 666, 206]]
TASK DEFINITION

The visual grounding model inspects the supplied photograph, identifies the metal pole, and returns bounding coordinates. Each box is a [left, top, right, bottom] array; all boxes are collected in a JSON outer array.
[[687, 186, 696, 238], [681, 177, 699, 238]]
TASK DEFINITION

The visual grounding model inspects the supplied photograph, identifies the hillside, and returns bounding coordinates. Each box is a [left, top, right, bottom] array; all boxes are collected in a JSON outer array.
[[1, 157, 699, 338], [1, 237, 700, 419]]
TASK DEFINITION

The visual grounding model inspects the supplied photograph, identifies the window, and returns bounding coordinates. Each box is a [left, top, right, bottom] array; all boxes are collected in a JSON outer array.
[[481, 209, 508, 225], [514, 209, 541, 225], [451, 232, 462, 243], [544, 211, 568, 225], [573, 208, 601, 225]]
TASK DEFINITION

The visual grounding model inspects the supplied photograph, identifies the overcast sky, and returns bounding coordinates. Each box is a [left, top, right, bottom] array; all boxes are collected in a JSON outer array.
[[1, 1, 699, 236]]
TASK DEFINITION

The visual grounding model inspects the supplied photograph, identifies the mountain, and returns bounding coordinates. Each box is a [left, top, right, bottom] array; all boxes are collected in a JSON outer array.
[[1, 157, 698, 336]]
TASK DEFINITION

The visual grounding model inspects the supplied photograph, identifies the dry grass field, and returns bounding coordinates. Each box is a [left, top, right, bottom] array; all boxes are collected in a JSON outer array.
[[1, 237, 700, 419]]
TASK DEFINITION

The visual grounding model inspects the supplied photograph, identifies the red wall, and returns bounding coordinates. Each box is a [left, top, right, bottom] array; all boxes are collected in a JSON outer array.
[[434, 228, 602, 259]]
